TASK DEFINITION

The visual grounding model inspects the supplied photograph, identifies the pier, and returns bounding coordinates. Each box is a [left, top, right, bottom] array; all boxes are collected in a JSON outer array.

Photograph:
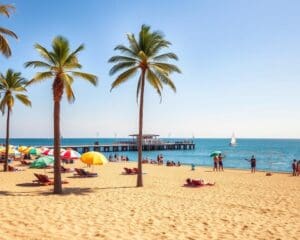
[[40, 134, 195, 153]]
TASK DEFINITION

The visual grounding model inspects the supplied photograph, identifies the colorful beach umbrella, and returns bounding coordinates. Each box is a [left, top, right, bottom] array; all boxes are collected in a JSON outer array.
[[80, 151, 108, 165], [0, 148, 19, 155], [210, 151, 222, 157], [30, 156, 54, 168], [28, 147, 41, 156], [18, 146, 29, 153], [43, 148, 65, 156], [61, 149, 81, 159]]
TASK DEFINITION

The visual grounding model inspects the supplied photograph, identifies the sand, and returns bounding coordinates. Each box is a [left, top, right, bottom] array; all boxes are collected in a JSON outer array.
[[0, 161, 299, 240]]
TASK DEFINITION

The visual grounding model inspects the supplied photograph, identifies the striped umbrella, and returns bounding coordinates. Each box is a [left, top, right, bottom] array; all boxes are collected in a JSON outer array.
[[44, 148, 66, 156], [61, 149, 81, 159]]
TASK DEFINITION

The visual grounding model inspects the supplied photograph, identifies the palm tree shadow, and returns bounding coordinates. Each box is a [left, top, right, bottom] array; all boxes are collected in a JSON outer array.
[[16, 183, 43, 187], [40, 187, 95, 196], [95, 186, 136, 190], [0, 191, 14, 196]]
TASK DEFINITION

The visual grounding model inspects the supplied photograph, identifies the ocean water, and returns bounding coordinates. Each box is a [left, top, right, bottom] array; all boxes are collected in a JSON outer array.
[[2, 138, 300, 173]]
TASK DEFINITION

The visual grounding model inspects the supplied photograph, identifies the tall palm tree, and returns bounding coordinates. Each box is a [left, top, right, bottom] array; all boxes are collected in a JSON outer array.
[[109, 25, 181, 187], [25, 36, 98, 194], [0, 3, 17, 57], [0, 69, 31, 171]]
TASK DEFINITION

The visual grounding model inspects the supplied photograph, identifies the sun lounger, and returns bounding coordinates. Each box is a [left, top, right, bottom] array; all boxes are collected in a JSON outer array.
[[74, 168, 98, 177], [123, 167, 139, 175], [184, 178, 215, 187], [33, 173, 68, 185], [20, 160, 31, 165], [8, 165, 24, 171], [61, 166, 73, 173]]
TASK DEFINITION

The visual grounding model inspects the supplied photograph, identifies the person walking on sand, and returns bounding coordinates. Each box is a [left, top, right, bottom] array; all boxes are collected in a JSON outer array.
[[213, 155, 218, 171], [292, 159, 297, 176], [246, 155, 256, 173], [218, 153, 224, 171]]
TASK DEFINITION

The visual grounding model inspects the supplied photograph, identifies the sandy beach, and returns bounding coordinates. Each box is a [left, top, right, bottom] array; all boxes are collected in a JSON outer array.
[[0, 161, 299, 240]]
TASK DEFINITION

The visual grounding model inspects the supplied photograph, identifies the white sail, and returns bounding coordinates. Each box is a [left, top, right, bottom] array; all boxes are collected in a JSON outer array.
[[230, 133, 237, 146]]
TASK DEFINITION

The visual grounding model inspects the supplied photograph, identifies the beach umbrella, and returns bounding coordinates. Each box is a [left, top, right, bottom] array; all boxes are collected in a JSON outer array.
[[30, 156, 54, 168], [0, 148, 19, 155], [28, 147, 41, 156], [40, 147, 49, 153], [61, 149, 81, 159], [210, 151, 222, 157], [43, 148, 65, 156], [18, 146, 29, 153], [80, 151, 108, 165]]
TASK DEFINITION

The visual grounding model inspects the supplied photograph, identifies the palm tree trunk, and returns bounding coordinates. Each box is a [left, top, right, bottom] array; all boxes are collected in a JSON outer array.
[[53, 99, 62, 194], [137, 69, 146, 187], [4, 106, 10, 172]]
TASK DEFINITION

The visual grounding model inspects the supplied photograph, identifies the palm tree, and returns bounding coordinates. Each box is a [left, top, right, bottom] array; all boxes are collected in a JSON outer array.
[[109, 25, 181, 187], [0, 69, 31, 171], [0, 3, 17, 57], [25, 36, 98, 194]]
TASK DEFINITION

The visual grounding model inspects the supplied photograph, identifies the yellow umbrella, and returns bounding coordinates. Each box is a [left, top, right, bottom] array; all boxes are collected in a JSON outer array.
[[18, 146, 29, 153], [80, 151, 108, 165], [0, 148, 19, 155]]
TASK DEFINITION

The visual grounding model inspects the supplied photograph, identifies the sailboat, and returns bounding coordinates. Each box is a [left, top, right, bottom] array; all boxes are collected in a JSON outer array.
[[229, 133, 237, 146]]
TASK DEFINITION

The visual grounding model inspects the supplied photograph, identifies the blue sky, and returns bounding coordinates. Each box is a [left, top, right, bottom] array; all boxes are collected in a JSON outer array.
[[0, 0, 299, 138]]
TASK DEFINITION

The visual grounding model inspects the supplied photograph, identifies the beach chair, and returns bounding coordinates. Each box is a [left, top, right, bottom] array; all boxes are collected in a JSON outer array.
[[74, 168, 98, 177], [33, 173, 68, 185], [61, 166, 73, 173], [20, 159, 31, 165], [123, 167, 139, 175], [8, 165, 23, 171]]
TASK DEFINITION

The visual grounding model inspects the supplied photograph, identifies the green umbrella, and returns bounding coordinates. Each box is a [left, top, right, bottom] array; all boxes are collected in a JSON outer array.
[[28, 147, 41, 156], [210, 151, 222, 157], [30, 156, 54, 168]]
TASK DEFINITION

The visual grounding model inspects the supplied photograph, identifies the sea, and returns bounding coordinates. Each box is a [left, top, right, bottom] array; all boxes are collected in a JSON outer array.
[[1, 138, 300, 173]]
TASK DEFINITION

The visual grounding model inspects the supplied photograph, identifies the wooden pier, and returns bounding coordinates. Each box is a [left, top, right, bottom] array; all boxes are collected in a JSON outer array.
[[40, 135, 195, 153], [41, 142, 195, 153]]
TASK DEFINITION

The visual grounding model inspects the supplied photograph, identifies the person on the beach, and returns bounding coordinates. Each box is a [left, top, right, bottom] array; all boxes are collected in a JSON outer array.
[[292, 159, 297, 176], [213, 155, 218, 171], [297, 160, 300, 176], [218, 153, 224, 171], [248, 155, 256, 173]]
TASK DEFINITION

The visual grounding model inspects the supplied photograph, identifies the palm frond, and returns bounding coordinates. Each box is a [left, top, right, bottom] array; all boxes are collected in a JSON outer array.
[[109, 61, 137, 76], [34, 43, 56, 65], [114, 45, 138, 58], [24, 61, 52, 69], [146, 69, 162, 100], [28, 72, 53, 85], [64, 44, 84, 66], [15, 94, 31, 107], [52, 36, 70, 66], [151, 62, 181, 74], [71, 71, 98, 86], [127, 33, 140, 53], [0, 4, 15, 17], [153, 68, 176, 92], [0, 27, 17, 39], [61, 74, 75, 103], [108, 55, 138, 63], [152, 52, 178, 61], [0, 34, 11, 57], [111, 67, 138, 91]]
